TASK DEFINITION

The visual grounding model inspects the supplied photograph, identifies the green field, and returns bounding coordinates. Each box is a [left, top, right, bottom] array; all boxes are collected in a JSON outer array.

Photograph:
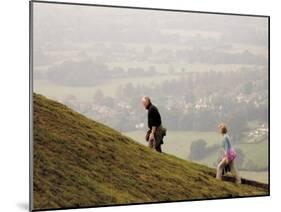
[[34, 75, 181, 100], [123, 130, 221, 159], [107, 62, 256, 74], [124, 130, 268, 182]]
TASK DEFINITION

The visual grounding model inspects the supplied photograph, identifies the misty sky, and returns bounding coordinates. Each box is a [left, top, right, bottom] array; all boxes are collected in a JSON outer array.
[[32, 2, 268, 99], [33, 2, 268, 58]]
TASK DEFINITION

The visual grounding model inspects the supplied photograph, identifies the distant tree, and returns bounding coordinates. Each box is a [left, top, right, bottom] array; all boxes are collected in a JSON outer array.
[[189, 139, 207, 160], [227, 111, 247, 143], [243, 82, 253, 95], [102, 96, 114, 108], [123, 83, 135, 98]]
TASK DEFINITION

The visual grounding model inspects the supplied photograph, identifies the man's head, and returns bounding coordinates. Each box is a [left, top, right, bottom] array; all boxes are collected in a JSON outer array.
[[142, 96, 151, 109]]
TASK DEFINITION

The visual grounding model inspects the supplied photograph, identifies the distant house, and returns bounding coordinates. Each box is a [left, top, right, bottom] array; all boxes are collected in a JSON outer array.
[[236, 93, 250, 104], [135, 123, 145, 129], [117, 102, 131, 109], [195, 103, 208, 110], [247, 124, 268, 142]]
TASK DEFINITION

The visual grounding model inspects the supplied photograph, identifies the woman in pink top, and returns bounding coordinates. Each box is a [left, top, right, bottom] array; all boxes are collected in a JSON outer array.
[[216, 123, 241, 184]]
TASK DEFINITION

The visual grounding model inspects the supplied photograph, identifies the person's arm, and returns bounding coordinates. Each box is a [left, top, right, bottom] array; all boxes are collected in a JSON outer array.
[[149, 126, 156, 141], [223, 136, 230, 163], [224, 137, 231, 153], [223, 137, 227, 153]]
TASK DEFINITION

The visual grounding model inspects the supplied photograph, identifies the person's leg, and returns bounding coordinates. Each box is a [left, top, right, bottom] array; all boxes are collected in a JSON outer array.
[[216, 157, 227, 180], [148, 138, 154, 149], [155, 144, 162, 153], [148, 136, 158, 151], [229, 160, 241, 184]]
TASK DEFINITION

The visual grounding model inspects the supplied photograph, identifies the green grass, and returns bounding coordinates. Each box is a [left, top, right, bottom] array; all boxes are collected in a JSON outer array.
[[33, 93, 268, 210]]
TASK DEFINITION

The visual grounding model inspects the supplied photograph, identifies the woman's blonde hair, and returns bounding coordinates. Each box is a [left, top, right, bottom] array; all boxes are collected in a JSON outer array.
[[218, 123, 228, 134]]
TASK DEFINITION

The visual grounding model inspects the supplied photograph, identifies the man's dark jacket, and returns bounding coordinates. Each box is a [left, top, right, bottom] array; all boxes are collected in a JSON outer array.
[[146, 103, 162, 129]]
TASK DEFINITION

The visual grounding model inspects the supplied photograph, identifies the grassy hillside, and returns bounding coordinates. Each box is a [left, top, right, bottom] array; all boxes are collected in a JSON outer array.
[[32, 93, 268, 211]]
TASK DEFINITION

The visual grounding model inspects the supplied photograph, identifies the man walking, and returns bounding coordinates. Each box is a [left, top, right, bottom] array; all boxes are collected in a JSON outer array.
[[142, 96, 166, 153]]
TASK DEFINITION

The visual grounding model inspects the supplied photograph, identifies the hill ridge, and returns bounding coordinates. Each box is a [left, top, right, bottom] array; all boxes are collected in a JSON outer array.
[[32, 93, 268, 210]]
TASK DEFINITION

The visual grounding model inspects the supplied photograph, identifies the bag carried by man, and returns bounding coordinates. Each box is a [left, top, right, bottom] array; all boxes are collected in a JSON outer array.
[[145, 126, 167, 143]]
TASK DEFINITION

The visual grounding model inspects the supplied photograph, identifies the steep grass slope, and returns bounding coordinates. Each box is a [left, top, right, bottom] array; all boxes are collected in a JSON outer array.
[[32, 93, 268, 210]]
